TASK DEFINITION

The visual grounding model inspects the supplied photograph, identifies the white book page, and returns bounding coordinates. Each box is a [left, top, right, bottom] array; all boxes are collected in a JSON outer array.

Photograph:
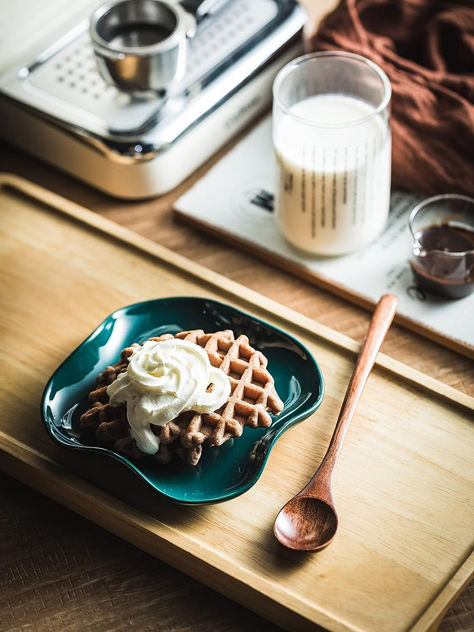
[[175, 116, 473, 350]]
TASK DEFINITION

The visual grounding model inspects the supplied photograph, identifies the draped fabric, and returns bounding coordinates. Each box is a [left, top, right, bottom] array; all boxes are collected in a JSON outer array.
[[310, 0, 474, 196]]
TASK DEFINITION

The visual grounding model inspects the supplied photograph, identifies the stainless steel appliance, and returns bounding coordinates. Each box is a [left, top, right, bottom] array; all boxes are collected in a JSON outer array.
[[0, 0, 305, 198]]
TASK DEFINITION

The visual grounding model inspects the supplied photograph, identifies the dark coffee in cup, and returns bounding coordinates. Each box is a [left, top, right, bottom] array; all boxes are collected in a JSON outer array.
[[410, 223, 474, 299]]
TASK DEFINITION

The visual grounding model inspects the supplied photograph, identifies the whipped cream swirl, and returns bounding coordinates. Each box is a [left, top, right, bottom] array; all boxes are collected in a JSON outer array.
[[107, 339, 231, 455]]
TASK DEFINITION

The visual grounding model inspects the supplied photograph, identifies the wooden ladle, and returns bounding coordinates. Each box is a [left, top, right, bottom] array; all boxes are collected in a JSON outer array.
[[273, 294, 398, 551]]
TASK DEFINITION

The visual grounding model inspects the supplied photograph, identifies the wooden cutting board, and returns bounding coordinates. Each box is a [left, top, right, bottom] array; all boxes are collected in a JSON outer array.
[[1, 174, 473, 632]]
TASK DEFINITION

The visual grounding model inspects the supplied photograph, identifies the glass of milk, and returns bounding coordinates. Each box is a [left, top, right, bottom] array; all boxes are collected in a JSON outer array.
[[273, 51, 392, 255]]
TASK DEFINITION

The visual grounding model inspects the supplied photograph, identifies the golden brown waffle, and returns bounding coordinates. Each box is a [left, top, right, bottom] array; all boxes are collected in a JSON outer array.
[[80, 329, 284, 465]]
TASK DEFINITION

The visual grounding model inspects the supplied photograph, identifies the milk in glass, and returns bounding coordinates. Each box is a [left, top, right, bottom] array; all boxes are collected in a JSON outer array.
[[274, 94, 391, 255]]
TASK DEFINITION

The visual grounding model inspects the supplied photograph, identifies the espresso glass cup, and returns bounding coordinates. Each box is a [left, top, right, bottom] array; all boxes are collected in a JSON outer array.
[[408, 194, 474, 299], [272, 51, 391, 256]]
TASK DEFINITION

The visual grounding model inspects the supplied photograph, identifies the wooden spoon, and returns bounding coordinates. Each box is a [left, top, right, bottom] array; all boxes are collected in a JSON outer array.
[[273, 293, 398, 551]]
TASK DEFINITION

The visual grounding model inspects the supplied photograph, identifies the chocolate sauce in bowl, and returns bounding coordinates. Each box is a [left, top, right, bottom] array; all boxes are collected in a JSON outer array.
[[410, 223, 474, 299]]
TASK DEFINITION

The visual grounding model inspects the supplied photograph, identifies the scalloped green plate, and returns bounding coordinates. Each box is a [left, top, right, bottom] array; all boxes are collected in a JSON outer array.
[[41, 297, 324, 504]]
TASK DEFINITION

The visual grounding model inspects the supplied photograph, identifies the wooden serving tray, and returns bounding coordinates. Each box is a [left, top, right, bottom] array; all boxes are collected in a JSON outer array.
[[1, 174, 473, 632]]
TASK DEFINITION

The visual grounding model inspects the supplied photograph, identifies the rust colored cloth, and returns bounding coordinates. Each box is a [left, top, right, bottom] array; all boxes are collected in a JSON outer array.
[[310, 0, 474, 196]]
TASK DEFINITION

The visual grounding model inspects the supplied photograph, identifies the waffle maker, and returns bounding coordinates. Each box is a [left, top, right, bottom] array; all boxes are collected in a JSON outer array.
[[0, 0, 305, 198]]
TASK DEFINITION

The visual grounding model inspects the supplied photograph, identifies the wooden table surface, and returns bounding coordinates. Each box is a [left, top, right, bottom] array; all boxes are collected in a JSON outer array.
[[1, 129, 473, 632]]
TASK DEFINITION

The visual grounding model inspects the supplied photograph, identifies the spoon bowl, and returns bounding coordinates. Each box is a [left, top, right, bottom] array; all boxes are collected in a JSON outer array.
[[274, 496, 338, 551], [273, 294, 398, 551]]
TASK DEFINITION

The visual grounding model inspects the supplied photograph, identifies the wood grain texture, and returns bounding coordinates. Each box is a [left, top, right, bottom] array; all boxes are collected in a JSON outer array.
[[1, 471, 471, 632], [0, 176, 472, 632], [0, 472, 280, 632]]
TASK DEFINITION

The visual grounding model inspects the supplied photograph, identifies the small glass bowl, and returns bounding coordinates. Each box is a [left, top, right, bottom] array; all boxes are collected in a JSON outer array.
[[408, 194, 474, 299]]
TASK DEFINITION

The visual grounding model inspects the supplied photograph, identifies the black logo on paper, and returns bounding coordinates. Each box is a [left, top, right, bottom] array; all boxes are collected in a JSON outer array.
[[250, 189, 274, 212]]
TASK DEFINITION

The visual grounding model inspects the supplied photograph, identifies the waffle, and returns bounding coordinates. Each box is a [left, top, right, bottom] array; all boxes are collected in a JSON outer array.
[[80, 329, 284, 465]]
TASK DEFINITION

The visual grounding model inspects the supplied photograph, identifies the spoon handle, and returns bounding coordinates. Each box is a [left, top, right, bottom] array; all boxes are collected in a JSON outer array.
[[305, 294, 398, 496]]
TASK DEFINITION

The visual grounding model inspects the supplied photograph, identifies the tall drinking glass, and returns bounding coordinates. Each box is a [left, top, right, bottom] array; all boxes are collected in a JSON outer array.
[[273, 51, 392, 256]]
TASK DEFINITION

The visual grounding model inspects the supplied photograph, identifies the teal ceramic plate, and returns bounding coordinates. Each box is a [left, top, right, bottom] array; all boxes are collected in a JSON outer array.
[[41, 297, 324, 504]]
